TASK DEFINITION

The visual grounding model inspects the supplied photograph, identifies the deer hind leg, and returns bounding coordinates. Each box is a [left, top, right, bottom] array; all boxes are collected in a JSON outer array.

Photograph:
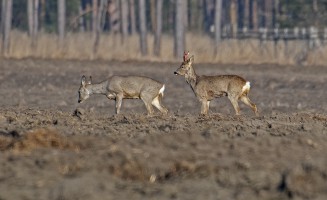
[[152, 95, 168, 115], [158, 93, 169, 114], [144, 103, 154, 116], [200, 99, 210, 115], [228, 95, 241, 115], [141, 95, 154, 116], [240, 95, 259, 116]]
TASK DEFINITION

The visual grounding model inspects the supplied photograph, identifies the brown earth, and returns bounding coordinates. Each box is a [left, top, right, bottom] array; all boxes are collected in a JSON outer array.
[[0, 59, 326, 200]]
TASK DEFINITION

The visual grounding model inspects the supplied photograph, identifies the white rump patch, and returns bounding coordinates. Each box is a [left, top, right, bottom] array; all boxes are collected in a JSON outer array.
[[242, 81, 251, 93], [159, 84, 165, 96]]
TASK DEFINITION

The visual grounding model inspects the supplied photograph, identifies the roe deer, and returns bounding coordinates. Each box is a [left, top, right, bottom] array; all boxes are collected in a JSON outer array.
[[174, 55, 258, 116], [78, 75, 168, 115]]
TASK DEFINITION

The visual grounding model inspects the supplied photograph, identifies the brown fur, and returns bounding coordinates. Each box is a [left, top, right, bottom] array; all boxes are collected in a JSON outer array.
[[174, 55, 258, 116], [78, 75, 168, 115]]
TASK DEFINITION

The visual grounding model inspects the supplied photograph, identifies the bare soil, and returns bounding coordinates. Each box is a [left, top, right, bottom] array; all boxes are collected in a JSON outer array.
[[0, 59, 326, 200]]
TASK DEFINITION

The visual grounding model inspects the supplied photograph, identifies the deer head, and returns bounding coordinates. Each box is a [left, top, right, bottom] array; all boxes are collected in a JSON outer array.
[[78, 75, 92, 103], [174, 55, 194, 77]]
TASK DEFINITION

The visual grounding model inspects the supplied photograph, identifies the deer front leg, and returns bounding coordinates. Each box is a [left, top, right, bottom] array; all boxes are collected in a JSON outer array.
[[200, 99, 209, 115], [115, 94, 123, 114]]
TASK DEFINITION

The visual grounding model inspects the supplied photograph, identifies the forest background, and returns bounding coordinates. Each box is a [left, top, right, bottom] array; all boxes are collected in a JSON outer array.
[[1, 0, 327, 65]]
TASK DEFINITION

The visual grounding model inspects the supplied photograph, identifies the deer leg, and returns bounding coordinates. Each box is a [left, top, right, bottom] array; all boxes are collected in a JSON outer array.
[[144, 102, 154, 116], [200, 99, 209, 115], [207, 101, 210, 113], [240, 96, 259, 116], [228, 96, 241, 115], [115, 94, 123, 114], [141, 95, 154, 116], [158, 94, 168, 114], [107, 93, 115, 100], [152, 96, 168, 115]]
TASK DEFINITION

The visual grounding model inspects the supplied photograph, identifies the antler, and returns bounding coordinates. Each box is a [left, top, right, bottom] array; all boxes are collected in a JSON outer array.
[[183, 51, 189, 61]]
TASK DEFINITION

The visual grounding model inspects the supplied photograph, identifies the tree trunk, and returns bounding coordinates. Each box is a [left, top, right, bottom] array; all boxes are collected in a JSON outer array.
[[138, 0, 148, 56], [196, 0, 204, 32], [204, 0, 215, 33], [168, 1, 174, 33], [188, 0, 195, 30], [267, 0, 274, 28], [184, 0, 188, 29], [150, 0, 156, 33], [0, 0, 6, 33], [230, 0, 237, 37], [92, 0, 98, 33], [93, 0, 105, 56], [79, 2, 85, 32], [214, 0, 222, 54], [32, 0, 39, 47], [80, 0, 89, 31], [313, 0, 318, 27], [153, 0, 163, 56], [258, 0, 264, 27], [58, 0, 66, 48], [174, 0, 186, 59], [273, 0, 279, 28], [33, 0, 39, 35], [244, 0, 250, 28], [39, 0, 46, 31], [27, 0, 33, 36], [2, 0, 12, 55], [252, 0, 258, 31], [129, 0, 136, 34], [120, 0, 128, 43], [108, 0, 119, 34]]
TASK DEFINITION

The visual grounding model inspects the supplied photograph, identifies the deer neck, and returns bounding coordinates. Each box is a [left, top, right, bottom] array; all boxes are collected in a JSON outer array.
[[88, 81, 108, 95], [185, 66, 198, 89]]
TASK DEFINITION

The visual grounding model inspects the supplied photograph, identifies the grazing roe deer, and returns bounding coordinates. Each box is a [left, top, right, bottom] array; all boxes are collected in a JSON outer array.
[[174, 54, 258, 116], [78, 75, 168, 115]]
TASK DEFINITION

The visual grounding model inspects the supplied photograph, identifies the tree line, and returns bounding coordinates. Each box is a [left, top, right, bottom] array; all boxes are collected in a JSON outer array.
[[1, 0, 327, 58]]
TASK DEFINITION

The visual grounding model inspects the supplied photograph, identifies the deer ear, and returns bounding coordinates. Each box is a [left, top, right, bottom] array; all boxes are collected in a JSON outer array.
[[88, 76, 92, 84], [81, 75, 86, 86]]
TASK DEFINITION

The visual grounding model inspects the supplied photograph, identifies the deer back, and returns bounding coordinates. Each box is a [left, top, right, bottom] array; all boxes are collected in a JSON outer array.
[[108, 76, 164, 98], [194, 75, 247, 99]]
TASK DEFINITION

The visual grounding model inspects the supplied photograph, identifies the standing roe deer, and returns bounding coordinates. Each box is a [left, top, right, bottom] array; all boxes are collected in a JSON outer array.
[[174, 54, 258, 116], [78, 75, 168, 115]]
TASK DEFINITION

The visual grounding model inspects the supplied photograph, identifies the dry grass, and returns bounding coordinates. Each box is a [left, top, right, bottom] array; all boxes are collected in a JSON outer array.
[[2, 30, 327, 65]]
